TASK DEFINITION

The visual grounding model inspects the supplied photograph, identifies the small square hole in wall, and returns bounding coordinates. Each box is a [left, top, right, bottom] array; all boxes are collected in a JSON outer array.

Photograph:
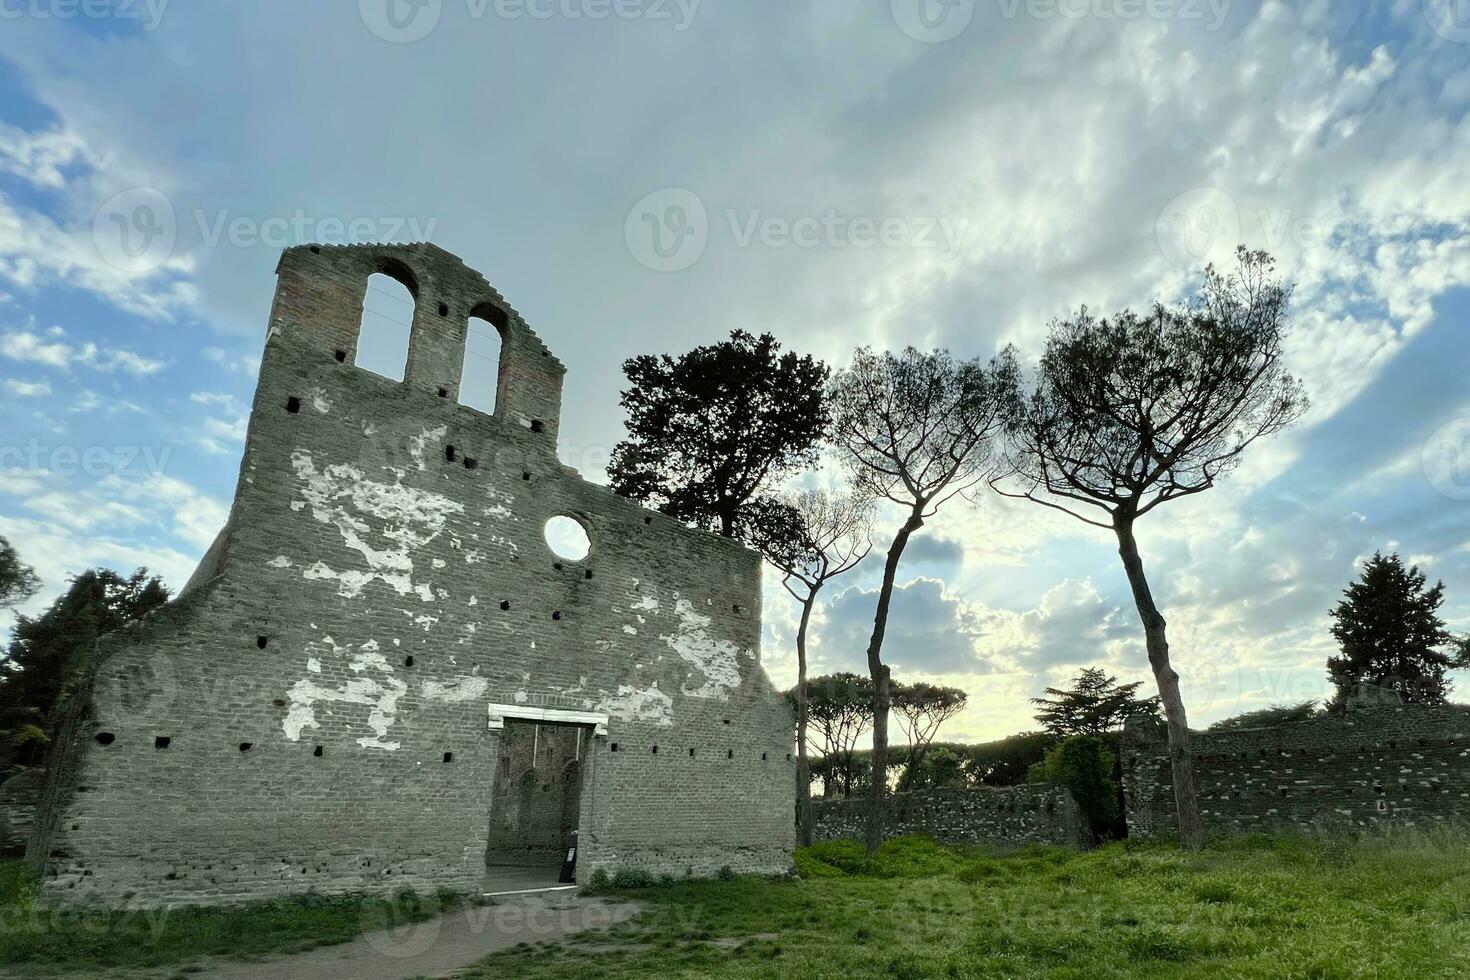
[[522, 471, 532, 481], [239, 743, 253, 753], [286, 397, 301, 414], [651, 745, 658, 755], [334, 349, 347, 363], [610, 743, 620, 752], [256, 636, 269, 650], [689, 748, 696, 758], [643, 515, 653, 525], [438, 302, 449, 317], [530, 420, 545, 433], [552, 611, 562, 621], [309, 245, 321, 254], [95, 732, 115, 746], [154, 736, 171, 750], [786, 754, 792, 762], [463, 457, 478, 470], [553, 562, 564, 572], [313, 745, 323, 757], [500, 600, 511, 611], [438, 387, 449, 398], [446, 445, 457, 463], [404, 656, 414, 668], [761, 752, 767, 761], [733, 604, 742, 614], [584, 569, 593, 580], [726, 749, 733, 759], [443, 752, 453, 763]]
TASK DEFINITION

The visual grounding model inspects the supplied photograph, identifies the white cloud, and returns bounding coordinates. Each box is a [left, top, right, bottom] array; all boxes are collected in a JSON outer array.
[[0, 327, 164, 375], [4, 377, 51, 397]]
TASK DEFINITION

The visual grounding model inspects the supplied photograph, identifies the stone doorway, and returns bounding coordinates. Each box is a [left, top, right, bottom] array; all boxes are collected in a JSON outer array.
[[484, 719, 590, 893]]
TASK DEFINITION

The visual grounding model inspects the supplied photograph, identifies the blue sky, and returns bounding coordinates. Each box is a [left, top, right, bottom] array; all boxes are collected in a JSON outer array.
[[0, 0, 1468, 741]]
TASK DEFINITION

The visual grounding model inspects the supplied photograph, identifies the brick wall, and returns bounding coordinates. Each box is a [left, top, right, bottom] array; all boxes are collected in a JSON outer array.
[[0, 768, 42, 856], [27, 243, 795, 906], [810, 785, 1088, 850], [1122, 704, 1470, 838]]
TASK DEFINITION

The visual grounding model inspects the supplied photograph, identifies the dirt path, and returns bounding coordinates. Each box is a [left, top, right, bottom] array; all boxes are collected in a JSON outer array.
[[172, 892, 639, 980]]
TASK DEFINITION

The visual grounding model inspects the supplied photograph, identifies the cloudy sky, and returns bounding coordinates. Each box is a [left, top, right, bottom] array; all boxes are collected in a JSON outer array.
[[0, 0, 1468, 743]]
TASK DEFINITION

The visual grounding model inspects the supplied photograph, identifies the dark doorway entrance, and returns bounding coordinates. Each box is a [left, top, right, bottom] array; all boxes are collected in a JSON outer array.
[[484, 720, 589, 893]]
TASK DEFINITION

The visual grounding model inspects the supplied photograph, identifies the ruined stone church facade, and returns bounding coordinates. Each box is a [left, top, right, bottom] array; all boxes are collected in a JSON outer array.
[[27, 243, 795, 905]]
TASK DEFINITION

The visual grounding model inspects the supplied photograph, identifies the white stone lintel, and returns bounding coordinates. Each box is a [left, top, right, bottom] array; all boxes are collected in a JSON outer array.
[[487, 703, 609, 736]]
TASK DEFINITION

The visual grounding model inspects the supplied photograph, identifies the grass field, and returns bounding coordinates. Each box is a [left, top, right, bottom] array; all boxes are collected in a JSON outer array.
[[0, 860, 470, 974], [2, 833, 1468, 977], [465, 832, 1470, 979]]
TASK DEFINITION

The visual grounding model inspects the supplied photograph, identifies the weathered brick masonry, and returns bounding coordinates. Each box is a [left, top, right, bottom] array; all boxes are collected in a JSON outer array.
[[1122, 705, 1470, 838], [810, 785, 1088, 850], [26, 242, 795, 905]]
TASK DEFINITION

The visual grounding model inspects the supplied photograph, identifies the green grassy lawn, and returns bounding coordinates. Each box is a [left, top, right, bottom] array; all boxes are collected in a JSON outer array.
[[0, 861, 471, 974], [463, 833, 1470, 979]]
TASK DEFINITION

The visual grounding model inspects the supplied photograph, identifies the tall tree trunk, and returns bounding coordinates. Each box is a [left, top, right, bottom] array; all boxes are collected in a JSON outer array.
[[795, 590, 817, 846], [1114, 515, 1205, 850], [864, 508, 925, 852]]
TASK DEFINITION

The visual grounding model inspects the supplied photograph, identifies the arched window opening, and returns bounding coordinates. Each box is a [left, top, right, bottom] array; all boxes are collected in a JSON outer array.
[[356, 271, 414, 381], [460, 302, 507, 415]]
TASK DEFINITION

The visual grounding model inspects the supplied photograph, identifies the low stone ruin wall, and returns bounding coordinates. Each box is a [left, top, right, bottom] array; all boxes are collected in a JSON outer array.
[[0, 768, 43, 856], [1123, 704, 1470, 838], [809, 785, 1088, 850]]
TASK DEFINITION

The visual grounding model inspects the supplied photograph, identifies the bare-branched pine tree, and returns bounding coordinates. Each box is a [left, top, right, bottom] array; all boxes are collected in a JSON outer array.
[[830, 345, 1021, 851], [892, 682, 968, 791], [1000, 247, 1307, 849], [752, 490, 873, 843]]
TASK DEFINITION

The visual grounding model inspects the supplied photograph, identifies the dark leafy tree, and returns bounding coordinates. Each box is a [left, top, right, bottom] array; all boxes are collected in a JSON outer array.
[[1207, 701, 1319, 731], [961, 731, 1057, 787], [1327, 552, 1455, 707], [831, 345, 1021, 850], [892, 682, 968, 791], [804, 672, 875, 798], [1028, 735, 1123, 841], [1030, 667, 1158, 737], [0, 537, 38, 610], [608, 330, 830, 537], [901, 744, 968, 790], [1000, 248, 1308, 849], [0, 568, 168, 767], [753, 491, 872, 844]]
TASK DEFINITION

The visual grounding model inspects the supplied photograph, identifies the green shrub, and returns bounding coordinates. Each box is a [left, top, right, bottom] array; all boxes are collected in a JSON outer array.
[[610, 867, 656, 890], [1031, 735, 1122, 841], [581, 868, 611, 895], [796, 839, 870, 877], [716, 865, 737, 881]]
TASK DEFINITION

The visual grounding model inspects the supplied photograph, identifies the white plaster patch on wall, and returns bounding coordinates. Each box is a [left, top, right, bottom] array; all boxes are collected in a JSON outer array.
[[414, 614, 439, 632], [267, 556, 292, 569], [408, 426, 448, 472], [282, 636, 407, 750], [421, 676, 490, 703], [596, 684, 674, 727], [311, 388, 333, 414], [662, 598, 748, 700], [631, 595, 660, 613], [290, 449, 463, 601], [623, 625, 638, 635]]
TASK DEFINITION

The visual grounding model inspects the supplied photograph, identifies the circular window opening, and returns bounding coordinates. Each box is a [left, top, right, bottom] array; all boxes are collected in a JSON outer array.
[[544, 516, 591, 561]]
